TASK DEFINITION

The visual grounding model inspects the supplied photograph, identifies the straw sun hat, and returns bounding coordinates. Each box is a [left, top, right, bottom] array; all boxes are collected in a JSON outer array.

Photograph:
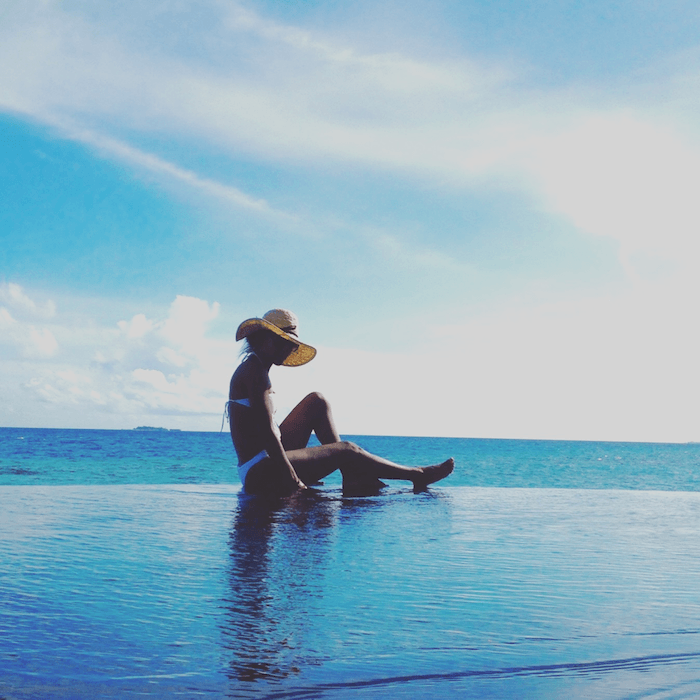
[[236, 309, 317, 367]]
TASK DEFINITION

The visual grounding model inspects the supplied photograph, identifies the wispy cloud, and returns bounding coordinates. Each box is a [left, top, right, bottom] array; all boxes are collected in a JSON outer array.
[[4, 0, 699, 277], [54, 119, 295, 219], [0, 282, 56, 319], [0, 0, 505, 166], [220, 1, 504, 94]]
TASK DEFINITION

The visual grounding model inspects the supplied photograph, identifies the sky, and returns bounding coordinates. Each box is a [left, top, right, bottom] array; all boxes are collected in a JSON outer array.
[[2, 0, 700, 441]]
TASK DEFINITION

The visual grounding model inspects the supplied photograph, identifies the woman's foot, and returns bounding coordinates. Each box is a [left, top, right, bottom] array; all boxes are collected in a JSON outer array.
[[412, 458, 455, 492]]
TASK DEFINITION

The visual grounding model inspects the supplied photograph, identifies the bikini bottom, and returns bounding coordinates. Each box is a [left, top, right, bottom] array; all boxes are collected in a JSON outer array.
[[238, 450, 270, 486]]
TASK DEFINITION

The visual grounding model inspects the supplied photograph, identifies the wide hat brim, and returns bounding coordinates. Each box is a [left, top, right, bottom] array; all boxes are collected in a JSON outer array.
[[235, 318, 317, 367]]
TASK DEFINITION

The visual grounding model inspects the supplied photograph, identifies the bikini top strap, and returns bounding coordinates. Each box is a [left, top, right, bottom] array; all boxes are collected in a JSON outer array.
[[221, 398, 251, 432]]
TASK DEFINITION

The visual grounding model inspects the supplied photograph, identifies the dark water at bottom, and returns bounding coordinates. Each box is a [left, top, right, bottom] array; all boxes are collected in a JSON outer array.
[[2, 483, 700, 699]]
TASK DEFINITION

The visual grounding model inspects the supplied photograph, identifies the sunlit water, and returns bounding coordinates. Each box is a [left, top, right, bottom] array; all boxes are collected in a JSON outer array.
[[2, 429, 700, 698]]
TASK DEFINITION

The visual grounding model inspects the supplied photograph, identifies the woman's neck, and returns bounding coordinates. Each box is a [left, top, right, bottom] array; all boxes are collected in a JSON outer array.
[[251, 351, 273, 371]]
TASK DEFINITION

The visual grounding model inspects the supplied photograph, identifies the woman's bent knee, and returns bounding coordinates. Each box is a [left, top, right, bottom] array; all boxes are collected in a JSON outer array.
[[339, 440, 362, 455], [304, 391, 329, 408]]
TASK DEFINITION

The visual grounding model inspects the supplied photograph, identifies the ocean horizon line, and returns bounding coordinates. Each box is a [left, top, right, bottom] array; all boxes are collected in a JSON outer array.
[[1, 425, 698, 446]]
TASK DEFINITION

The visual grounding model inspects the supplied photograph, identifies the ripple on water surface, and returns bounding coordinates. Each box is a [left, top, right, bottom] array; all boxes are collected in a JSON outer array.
[[2, 485, 700, 699]]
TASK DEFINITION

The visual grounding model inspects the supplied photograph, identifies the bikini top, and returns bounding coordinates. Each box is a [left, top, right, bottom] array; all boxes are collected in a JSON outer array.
[[221, 394, 277, 432], [228, 398, 250, 407]]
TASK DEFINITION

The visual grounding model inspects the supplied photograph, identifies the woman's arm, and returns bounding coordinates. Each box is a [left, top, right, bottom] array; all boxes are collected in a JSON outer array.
[[248, 366, 307, 491]]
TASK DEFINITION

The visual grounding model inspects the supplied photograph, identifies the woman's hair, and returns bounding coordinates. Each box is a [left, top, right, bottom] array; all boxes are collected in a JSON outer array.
[[239, 338, 254, 359]]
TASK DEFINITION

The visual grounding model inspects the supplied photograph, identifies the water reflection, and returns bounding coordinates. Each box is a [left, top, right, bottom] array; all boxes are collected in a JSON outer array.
[[223, 488, 340, 684]]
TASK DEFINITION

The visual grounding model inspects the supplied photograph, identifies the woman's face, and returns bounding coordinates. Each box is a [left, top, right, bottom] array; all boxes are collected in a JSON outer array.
[[273, 336, 297, 365], [258, 332, 296, 365]]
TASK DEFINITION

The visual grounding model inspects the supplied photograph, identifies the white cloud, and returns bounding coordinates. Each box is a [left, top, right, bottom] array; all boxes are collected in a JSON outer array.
[[221, 2, 502, 95], [1, 281, 699, 440], [0, 284, 59, 359], [156, 347, 188, 368], [1, 285, 233, 428], [283, 277, 700, 443], [26, 327, 59, 358], [3, 3, 700, 438], [160, 295, 220, 349], [56, 123, 293, 219], [0, 307, 15, 329], [118, 313, 153, 339], [0, 282, 56, 319], [0, 0, 506, 167], [521, 112, 700, 271], [3, 0, 700, 277], [136, 367, 184, 391]]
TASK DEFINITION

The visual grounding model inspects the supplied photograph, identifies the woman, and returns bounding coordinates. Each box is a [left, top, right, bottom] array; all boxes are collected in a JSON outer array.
[[228, 309, 454, 495]]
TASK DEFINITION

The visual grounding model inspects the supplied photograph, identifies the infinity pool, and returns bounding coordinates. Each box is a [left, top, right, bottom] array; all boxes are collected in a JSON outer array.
[[2, 484, 700, 698]]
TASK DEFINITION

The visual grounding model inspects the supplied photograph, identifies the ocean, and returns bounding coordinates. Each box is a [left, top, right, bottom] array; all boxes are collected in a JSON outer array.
[[2, 428, 700, 699], [3, 427, 700, 490]]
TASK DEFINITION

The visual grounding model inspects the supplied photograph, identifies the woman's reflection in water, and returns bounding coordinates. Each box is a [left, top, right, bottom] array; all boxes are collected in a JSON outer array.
[[224, 489, 338, 684]]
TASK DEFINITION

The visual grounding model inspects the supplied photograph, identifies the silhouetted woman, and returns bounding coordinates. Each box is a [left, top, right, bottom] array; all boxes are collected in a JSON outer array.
[[227, 309, 454, 495]]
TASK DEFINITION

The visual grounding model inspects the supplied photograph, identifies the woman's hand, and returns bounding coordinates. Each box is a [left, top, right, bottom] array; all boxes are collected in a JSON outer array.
[[274, 471, 307, 495], [289, 472, 308, 491]]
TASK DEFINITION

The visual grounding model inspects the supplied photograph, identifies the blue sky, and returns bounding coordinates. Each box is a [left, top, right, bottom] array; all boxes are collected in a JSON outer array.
[[2, 0, 700, 440]]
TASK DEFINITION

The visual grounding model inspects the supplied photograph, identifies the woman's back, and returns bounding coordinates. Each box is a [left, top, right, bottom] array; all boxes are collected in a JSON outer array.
[[228, 354, 273, 465]]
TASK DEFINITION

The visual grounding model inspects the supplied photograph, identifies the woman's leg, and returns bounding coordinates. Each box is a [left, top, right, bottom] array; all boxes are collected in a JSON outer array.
[[278, 392, 454, 492], [279, 392, 340, 450], [279, 392, 387, 490], [287, 442, 454, 492]]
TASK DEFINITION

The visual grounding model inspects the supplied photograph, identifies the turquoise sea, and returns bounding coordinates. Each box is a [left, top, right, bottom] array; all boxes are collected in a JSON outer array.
[[2, 428, 700, 699], [3, 427, 700, 490]]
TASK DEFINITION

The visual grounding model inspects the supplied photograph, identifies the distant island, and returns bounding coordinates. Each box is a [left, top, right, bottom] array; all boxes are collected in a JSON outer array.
[[132, 426, 181, 432]]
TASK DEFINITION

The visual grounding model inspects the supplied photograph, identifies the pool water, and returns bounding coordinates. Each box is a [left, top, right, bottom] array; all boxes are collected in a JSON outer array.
[[3, 484, 700, 699]]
